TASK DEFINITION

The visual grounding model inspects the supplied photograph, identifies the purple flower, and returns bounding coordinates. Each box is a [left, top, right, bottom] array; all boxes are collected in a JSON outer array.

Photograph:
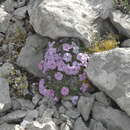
[[54, 72, 63, 80], [79, 73, 87, 81], [62, 43, 72, 51], [61, 87, 69, 96], [48, 89, 55, 97], [39, 79, 46, 95], [57, 60, 66, 72], [63, 53, 72, 62], [71, 96, 79, 105], [53, 96, 59, 102], [80, 83, 88, 93]]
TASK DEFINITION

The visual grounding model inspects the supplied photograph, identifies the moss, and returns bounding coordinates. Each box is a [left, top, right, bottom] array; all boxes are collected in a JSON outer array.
[[86, 33, 119, 53]]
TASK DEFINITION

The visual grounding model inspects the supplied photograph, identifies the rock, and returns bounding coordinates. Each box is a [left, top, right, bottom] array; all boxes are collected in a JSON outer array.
[[110, 10, 130, 38], [94, 92, 111, 106], [14, 6, 27, 20], [0, 7, 11, 33], [60, 123, 70, 130], [28, 0, 113, 47], [121, 39, 130, 47], [1, 0, 17, 13], [74, 117, 90, 130], [17, 0, 27, 8], [78, 96, 94, 121], [0, 123, 15, 130], [62, 101, 73, 110], [32, 94, 42, 106], [92, 102, 130, 130], [17, 98, 35, 110], [0, 63, 14, 78], [66, 108, 80, 119], [89, 119, 107, 130], [0, 78, 11, 113], [24, 110, 38, 121], [59, 106, 66, 114], [0, 110, 27, 124], [86, 48, 130, 116], [17, 34, 48, 77]]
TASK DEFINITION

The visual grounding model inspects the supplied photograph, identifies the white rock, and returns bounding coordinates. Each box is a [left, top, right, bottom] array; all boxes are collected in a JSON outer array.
[[28, 0, 113, 47]]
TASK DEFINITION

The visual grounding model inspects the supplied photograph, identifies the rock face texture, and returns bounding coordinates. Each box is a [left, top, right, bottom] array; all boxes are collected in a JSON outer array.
[[17, 34, 48, 77], [28, 0, 113, 47], [110, 10, 130, 38], [86, 48, 130, 116]]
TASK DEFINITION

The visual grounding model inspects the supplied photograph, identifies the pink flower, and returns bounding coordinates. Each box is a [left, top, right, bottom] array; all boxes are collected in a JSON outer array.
[[48, 89, 55, 97], [63, 53, 72, 62], [61, 87, 69, 96], [54, 72, 63, 80], [62, 43, 72, 51], [80, 83, 88, 93]]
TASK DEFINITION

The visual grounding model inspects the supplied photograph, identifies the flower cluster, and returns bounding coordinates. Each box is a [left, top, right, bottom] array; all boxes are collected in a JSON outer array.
[[38, 39, 89, 102]]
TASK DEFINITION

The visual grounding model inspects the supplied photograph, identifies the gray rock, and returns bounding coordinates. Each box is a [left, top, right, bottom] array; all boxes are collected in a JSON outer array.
[[59, 106, 66, 114], [1, 0, 17, 13], [0, 7, 11, 34], [89, 119, 107, 130], [24, 110, 38, 121], [121, 39, 130, 47], [0, 110, 27, 124], [17, 34, 48, 77], [0, 123, 15, 130], [66, 108, 80, 119], [78, 96, 94, 121], [0, 63, 14, 78], [32, 94, 42, 106], [60, 123, 70, 130], [28, 0, 113, 47], [110, 10, 130, 38], [62, 101, 73, 110], [14, 6, 27, 20], [94, 92, 111, 106], [0, 78, 11, 113], [86, 48, 130, 116], [74, 117, 90, 130], [92, 102, 130, 130], [17, 98, 35, 110], [17, 0, 27, 8]]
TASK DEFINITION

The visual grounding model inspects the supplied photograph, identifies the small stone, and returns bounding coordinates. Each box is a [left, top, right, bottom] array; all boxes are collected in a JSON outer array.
[[121, 39, 130, 47], [32, 94, 42, 106], [89, 119, 107, 130], [74, 117, 89, 130], [94, 92, 111, 106], [24, 110, 38, 121], [0, 78, 11, 113], [14, 6, 27, 20], [0, 63, 14, 78], [0, 110, 27, 124], [66, 109, 80, 119], [60, 123, 70, 130], [59, 106, 66, 114], [62, 101, 73, 110], [0, 123, 15, 130], [17, 98, 35, 110], [78, 96, 94, 121]]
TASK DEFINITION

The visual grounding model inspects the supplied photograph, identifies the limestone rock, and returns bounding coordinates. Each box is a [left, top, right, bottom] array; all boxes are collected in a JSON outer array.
[[17, 34, 48, 77], [86, 48, 130, 116], [92, 102, 130, 130], [78, 96, 94, 121], [28, 0, 113, 47], [0, 78, 11, 113], [121, 39, 130, 47], [110, 10, 130, 38]]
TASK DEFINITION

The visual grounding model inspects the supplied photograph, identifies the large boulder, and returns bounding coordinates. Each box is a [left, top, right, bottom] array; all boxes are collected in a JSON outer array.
[[86, 48, 130, 116], [17, 34, 48, 77], [28, 0, 113, 47], [110, 10, 130, 38]]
